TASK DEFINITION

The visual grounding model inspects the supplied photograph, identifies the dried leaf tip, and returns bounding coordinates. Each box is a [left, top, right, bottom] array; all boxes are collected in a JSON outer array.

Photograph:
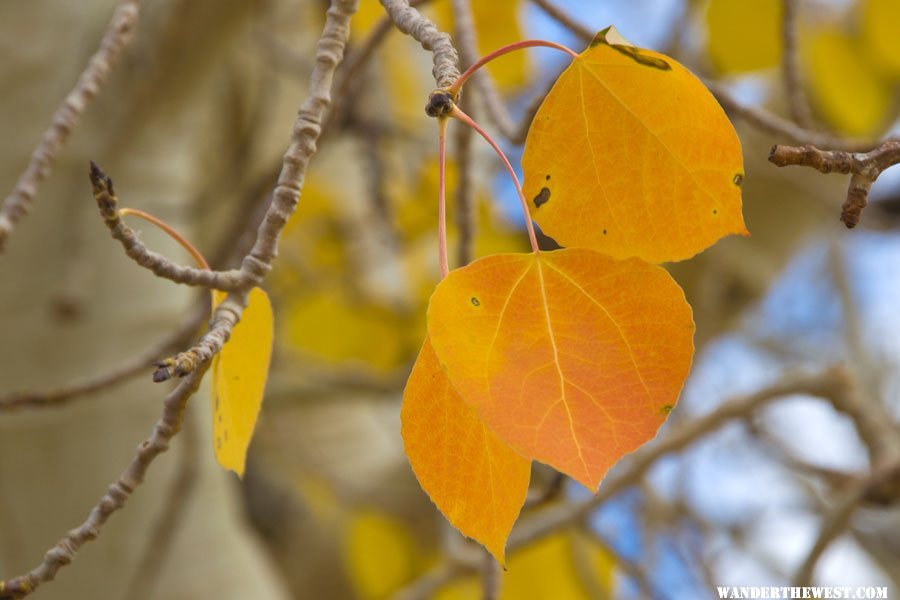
[[592, 25, 633, 48]]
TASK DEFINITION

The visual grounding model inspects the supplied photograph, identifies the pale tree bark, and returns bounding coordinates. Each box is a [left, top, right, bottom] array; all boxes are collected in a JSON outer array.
[[0, 1, 293, 598]]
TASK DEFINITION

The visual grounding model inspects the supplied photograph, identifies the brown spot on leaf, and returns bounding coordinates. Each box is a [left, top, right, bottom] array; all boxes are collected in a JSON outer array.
[[661, 405, 673, 415], [534, 187, 551, 208], [733, 173, 744, 187], [471, 297, 481, 307]]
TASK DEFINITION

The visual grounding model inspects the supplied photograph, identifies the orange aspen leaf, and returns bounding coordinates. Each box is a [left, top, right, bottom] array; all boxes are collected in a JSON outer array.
[[426, 249, 694, 490], [401, 338, 530, 564], [211, 287, 274, 477], [522, 27, 746, 264]]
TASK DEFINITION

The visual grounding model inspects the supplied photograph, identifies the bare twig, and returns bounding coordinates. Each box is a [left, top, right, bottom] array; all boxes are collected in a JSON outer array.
[[0, 369, 205, 599], [769, 141, 900, 227], [378, 0, 459, 88], [781, 0, 814, 129], [0, 0, 142, 253]]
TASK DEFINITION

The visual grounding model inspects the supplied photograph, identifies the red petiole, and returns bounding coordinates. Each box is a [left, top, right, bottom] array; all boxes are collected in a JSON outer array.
[[450, 106, 539, 254], [448, 39, 578, 96]]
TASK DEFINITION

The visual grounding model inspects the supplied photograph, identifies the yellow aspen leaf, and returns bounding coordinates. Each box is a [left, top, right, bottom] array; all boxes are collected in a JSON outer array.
[[705, 0, 782, 73], [862, 0, 900, 76], [522, 27, 746, 264], [401, 338, 531, 564], [344, 510, 419, 600], [804, 27, 891, 136], [427, 249, 694, 490], [211, 287, 274, 477], [434, 529, 614, 600], [433, 0, 528, 89]]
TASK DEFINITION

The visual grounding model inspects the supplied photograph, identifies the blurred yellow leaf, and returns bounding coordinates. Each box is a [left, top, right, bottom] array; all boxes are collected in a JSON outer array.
[[435, 529, 615, 600], [705, 0, 782, 73], [432, 0, 527, 89], [344, 510, 419, 600], [862, 0, 900, 76], [803, 27, 891, 136], [282, 289, 408, 372], [211, 287, 274, 477]]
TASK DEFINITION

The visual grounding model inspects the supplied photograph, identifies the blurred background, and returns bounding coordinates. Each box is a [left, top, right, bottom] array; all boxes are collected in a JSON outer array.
[[1, 0, 899, 598]]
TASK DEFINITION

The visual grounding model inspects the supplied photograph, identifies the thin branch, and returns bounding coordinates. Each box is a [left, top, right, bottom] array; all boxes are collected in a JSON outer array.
[[0, 0, 143, 253], [769, 141, 900, 227], [378, 0, 460, 88], [0, 368, 206, 600], [0, 303, 205, 410], [781, 0, 814, 129]]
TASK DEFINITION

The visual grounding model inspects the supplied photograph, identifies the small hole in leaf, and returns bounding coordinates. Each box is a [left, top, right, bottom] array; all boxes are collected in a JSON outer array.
[[471, 297, 481, 307], [733, 173, 743, 187]]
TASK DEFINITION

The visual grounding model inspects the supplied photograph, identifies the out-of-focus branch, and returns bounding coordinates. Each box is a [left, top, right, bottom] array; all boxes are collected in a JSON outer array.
[[769, 141, 900, 227], [378, 0, 460, 88], [529, 0, 592, 43], [781, 0, 814, 129], [393, 369, 845, 598], [793, 460, 900, 586], [0, 369, 205, 600], [481, 550, 501, 600], [452, 109, 476, 267], [0, 303, 205, 410], [508, 368, 846, 550], [709, 83, 875, 152], [0, 0, 143, 253]]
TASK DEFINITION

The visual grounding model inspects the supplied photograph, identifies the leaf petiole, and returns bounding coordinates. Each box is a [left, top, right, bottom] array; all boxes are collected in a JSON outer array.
[[448, 39, 578, 96], [450, 106, 539, 254], [117, 207, 210, 270]]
